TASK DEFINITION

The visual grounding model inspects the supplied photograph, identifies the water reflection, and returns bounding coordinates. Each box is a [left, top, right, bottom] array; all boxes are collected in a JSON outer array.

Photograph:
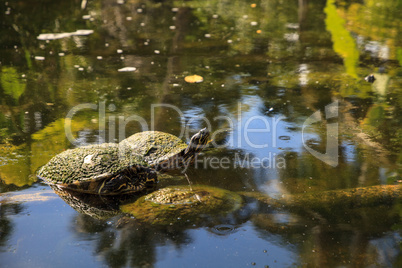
[[0, 200, 23, 250], [46, 182, 402, 267], [1, 0, 402, 266], [50, 185, 122, 220]]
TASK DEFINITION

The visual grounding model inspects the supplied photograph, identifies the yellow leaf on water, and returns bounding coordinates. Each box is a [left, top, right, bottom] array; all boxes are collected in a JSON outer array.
[[184, 75, 203, 83]]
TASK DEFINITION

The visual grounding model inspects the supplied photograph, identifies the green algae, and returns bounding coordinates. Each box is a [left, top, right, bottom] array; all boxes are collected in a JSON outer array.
[[37, 143, 147, 184], [119, 131, 187, 165]]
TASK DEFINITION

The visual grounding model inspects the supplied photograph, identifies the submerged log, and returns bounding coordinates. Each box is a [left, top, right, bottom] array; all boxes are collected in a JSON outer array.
[[241, 185, 402, 211]]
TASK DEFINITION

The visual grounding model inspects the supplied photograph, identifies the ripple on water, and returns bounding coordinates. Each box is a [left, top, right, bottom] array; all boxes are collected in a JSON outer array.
[[210, 224, 238, 235]]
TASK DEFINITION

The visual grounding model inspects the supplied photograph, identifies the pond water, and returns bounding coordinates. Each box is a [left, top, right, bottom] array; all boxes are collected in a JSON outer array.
[[1, 0, 402, 267]]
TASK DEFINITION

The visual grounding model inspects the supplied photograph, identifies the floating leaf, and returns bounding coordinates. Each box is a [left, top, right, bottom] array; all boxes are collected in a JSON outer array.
[[184, 75, 203, 83], [118, 67, 136, 72]]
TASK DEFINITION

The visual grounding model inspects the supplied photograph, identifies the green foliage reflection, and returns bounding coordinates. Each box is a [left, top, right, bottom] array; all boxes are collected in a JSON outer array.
[[324, 0, 359, 78], [1, 67, 26, 102]]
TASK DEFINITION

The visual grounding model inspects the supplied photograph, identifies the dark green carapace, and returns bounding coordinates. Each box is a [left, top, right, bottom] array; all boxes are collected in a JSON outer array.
[[37, 129, 209, 195]]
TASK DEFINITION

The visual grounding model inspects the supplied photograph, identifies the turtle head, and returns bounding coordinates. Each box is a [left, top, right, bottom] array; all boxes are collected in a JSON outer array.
[[154, 128, 210, 172], [186, 128, 210, 155]]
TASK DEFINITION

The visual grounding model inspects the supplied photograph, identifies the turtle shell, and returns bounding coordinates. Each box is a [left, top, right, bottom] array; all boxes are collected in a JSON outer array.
[[119, 131, 188, 165], [120, 185, 243, 226], [37, 143, 148, 186]]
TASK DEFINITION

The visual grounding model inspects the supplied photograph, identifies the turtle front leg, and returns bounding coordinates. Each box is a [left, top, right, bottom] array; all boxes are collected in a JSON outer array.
[[99, 165, 158, 195]]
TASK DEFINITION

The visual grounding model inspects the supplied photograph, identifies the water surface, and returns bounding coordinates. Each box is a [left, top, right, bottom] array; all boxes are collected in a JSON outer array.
[[1, 0, 402, 267]]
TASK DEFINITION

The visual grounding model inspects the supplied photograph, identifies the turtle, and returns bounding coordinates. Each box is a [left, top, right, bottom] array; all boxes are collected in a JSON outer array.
[[119, 129, 203, 171], [37, 128, 210, 195]]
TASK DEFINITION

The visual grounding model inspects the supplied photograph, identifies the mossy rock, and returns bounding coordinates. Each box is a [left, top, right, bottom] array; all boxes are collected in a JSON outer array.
[[121, 185, 243, 226]]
